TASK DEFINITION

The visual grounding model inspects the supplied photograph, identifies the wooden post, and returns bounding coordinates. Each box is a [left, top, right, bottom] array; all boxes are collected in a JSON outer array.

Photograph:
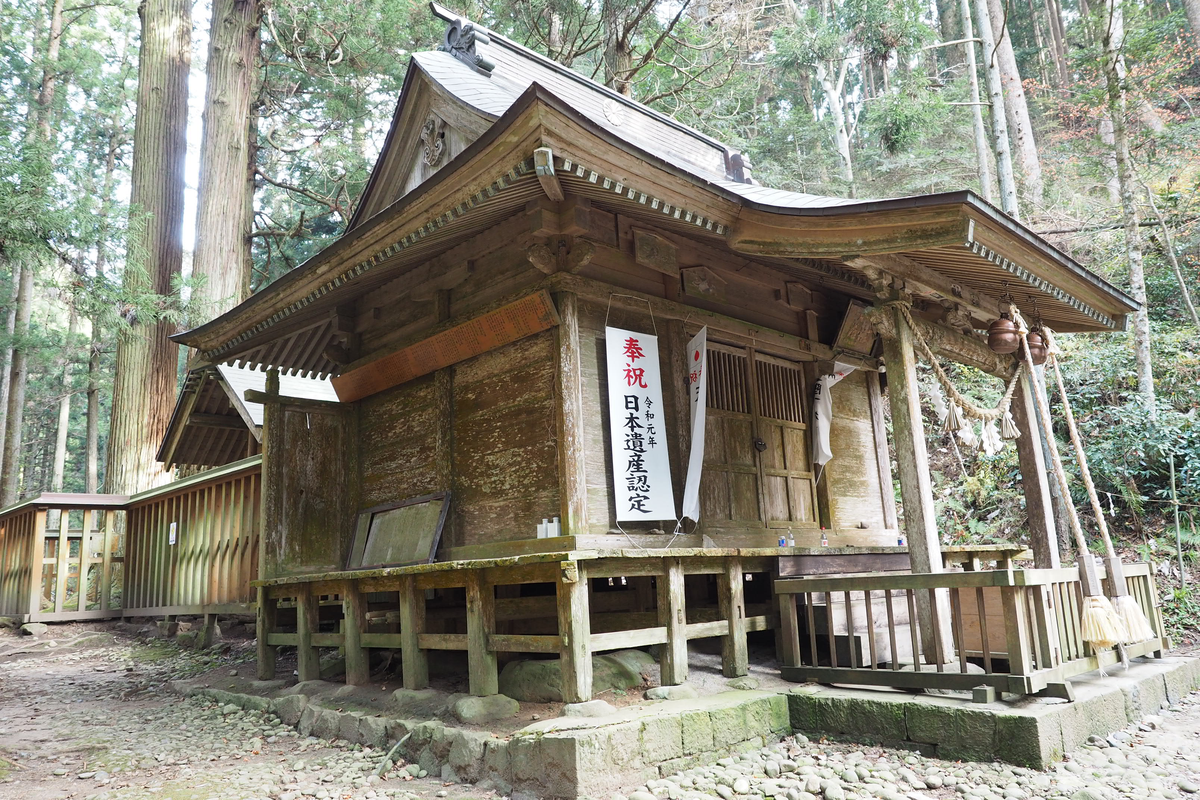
[[29, 509, 47, 618], [776, 563, 802, 668], [466, 571, 498, 696], [718, 558, 749, 678], [256, 586, 277, 680], [260, 369, 283, 581], [1001, 586, 1034, 676], [662, 318, 691, 515], [54, 507, 69, 613], [296, 586, 321, 683], [866, 370, 899, 530], [398, 575, 428, 689], [656, 558, 688, 685], [197, 612, 217, 649], [1011, 370, 1060, 568], [880, 303, 954, 662], [343, 582, 370, 686], [557, 560, 591, 702], [554, 292, 588, 536]]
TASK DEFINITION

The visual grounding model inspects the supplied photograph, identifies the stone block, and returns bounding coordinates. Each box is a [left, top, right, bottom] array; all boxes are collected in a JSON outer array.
[[482, 737, 511, 784], [807, 690, 910, 740], [452, 694, 519, 724], [508, 733, 578, 798], [905, 699, 955, 745], [385, 718, 411, 745], [992, 708, 1063, 769], [1058, 682, 1128, 751], [238, 694, 271, 713], [448, 730, 491, 782], [310, 707, 342, 741], [272, 693, 308, 726], [297, 705, 318, 737], [640, 714, 684, 764], [358, 715, 389, 749], [338, 711, 364, 743], [767, 694, 791, 735], [1121, 672, 1168, 719], [708, 701, 749, 748], [681, 709, 714, 754], [1162, 657, 1200, 703], [388, 688, 450, 717]]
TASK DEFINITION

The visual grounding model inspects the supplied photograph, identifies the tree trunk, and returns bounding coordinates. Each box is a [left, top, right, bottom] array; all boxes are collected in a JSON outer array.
[[1182, 0, 1200, 44], [1102, 0, 1155, 413], [0, 264, 21, 479], [974, 0, 1019, 217], [1043, 0, 1070, 86], [961, 0, 995, 203], [816, 59, 855, 195], [1142, 182, 1200, 329], [51, 310, 78, 491], [936, 0, 965, 72], [86, 320, 101, 494], [988, 0, 1044, 208], [1, 265, 34, 505], [105, 0, 191, 494], [1098, 116, 1121, 203], [601, 0, 633, 95], [193, 0, 258, 320]]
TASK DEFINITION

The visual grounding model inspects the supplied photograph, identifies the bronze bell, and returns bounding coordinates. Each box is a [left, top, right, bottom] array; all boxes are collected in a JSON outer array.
[[987, 312, 1020, 354], [1022, 329, 1048, 365]]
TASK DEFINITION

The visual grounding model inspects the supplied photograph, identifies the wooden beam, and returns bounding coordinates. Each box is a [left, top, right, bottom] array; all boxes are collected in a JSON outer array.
[[879, 304, 954, 662], [1011, 371, 1060, 569], [186, 413, 248, 430], [557, 561, 592, 702], [466, 571, 499, 696], [657, 557, 689, 685], [534, 147, 565, 202], [243, 389, 343, 413], [554, 292, 588, 536], [846, 253, 1002, 323], [718, 558, 748, 678], [398, 575, 429, 689], [864, 304, 1014, 378], [342, 582, 370, 686]]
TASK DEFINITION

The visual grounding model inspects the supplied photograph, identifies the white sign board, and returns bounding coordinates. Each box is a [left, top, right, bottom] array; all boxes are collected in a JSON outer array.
[[605, 326, 676, 521], [681, 327, 708, 522], [812, 362, 857, 466], [168, 521, 178, 546]]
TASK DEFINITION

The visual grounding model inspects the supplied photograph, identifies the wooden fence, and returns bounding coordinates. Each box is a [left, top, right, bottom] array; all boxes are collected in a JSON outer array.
[[0, 456, 261, 623], [774, 561, 1166, 699], [123, 456, 261, 616]]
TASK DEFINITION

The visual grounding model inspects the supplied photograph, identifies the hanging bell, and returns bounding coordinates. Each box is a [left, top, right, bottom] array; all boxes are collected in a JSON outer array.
[[987, 312, 1020, 354], [1022, 330, 1049, 365], [1000, 410, 1021, 440]]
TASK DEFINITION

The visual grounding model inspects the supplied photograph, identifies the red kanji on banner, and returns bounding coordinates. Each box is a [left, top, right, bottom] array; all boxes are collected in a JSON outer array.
[[623, 337, 646, 361]]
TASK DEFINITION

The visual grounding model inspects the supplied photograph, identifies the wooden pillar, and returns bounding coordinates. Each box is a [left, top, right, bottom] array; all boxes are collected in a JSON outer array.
[[342, 582, 369, 686], [553, 292, 588, 536], [775, 562, 802, 668], [557, 560, 591, 702], [256, 586, 277, 680], [197, 612, 217, 650], [296, 586, 320, 683], [54, 507, 69, 613], [398, 575, 428, 689], [1011, 370, 1060, 568], [466, 571, 498, 696], [718, 558, 748, 678], [662, 318, 691, 515], [260, 369, 283, 581], [879, 305, 954, 662], [29, 509, 47, 618], [656, 558, 688, 685], [866, 370, 899, 531]]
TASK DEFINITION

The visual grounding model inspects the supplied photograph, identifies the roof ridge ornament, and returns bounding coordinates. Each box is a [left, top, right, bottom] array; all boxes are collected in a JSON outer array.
[[439, 18, 495, 75]]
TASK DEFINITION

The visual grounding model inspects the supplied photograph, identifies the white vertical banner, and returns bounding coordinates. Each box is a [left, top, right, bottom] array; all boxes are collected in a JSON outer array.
[[681, 327, 707, 522], [812, 362, 857, 467], [605, 326, 676, 521]]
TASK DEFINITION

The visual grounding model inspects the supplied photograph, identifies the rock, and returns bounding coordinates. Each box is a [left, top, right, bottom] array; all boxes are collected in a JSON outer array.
[[644, 685, 700, 701], [451, 694, 519, 724], [562, 700, 617, 717], [630, 792, 658, 800], [765, 761, 781, 778], [733, 778, 751, 794], [319, 656, 346, 680], [498, 649, 655, 702], [1070, 790, 1106, 800], [20, 622, 48, 637], [388, 688, 450, 718], [1179, 780, 1199, 794], [728, 677, 760, 691]]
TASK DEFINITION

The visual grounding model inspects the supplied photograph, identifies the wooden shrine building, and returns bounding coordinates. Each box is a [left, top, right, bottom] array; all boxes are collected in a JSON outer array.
[[161, 3, 1157, 701]]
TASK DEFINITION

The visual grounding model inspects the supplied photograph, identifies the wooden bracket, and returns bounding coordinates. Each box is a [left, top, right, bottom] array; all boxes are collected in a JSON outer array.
[[560, 560, 580, 584], [534, 147, 564, 202]]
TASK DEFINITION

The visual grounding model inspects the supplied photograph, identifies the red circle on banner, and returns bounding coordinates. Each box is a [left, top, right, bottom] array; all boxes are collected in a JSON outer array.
[[693, 350, 700, 361]]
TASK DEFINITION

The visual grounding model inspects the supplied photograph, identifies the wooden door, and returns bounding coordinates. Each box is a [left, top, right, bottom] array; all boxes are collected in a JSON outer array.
[[700, 344, 817, 532]]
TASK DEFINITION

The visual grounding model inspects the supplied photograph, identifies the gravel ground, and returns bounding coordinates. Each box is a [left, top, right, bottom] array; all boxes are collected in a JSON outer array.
[[3, 626, 1200, 800], [0, 628, 495, 800], [614, 694, 1200, 800]]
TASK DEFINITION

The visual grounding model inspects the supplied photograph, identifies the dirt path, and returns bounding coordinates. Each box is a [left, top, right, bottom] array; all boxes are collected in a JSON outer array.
[[0, 627, 494, 800]]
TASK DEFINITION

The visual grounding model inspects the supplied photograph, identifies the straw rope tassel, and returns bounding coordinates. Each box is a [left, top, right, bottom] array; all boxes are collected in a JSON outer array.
[[1012, 309, 1125, 651], [1044, 330, 1156, 644]]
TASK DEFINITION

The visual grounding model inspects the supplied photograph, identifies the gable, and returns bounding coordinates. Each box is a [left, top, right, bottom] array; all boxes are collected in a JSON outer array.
[[351, 61, 495, 228]]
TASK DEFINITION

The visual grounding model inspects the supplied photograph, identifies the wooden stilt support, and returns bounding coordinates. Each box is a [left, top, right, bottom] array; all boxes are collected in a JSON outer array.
[[466, 571, 498, 696], [197, 612, 217, 650], [776, 562, 802, 668], [657, 557, 688, 685], [257, 587, 277, 680], [719, 558, 748, 678], [296, 586, 320, 683], [398, 575, 428, 690], [557, 560, 592, 703], [343, 582, 369, 686]]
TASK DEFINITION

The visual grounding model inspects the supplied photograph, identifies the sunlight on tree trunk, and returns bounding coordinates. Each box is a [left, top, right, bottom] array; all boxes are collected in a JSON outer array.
[[974, 0, 1019, 217], [988, 0, 1043, 209], [1, 265, 33, 504], [960, 0, 994, 203]]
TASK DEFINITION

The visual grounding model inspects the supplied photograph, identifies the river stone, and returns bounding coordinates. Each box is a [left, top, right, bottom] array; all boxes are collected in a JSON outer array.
[[19, 622, 48, 637], [728, 677, 760, 691], [562, 700, 617, 717], [645, 684, 700, 701], [388, 688, 450, 718], [451, 694, 519, 724], [498, 649, 655, 702]]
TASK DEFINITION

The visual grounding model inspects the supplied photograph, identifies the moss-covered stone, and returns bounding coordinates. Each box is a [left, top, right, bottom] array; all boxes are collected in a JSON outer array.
[[681, 708, 714, 753], [640, 714, 684, 763]]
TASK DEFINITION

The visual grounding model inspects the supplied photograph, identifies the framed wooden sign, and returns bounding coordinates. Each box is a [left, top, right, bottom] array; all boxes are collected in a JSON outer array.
[[833, 300, 876, 355], [347, 492, 450, 569], [332, 290, 561, 402]]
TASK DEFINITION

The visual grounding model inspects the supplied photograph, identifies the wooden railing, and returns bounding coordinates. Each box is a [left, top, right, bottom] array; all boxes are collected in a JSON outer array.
[[774, 561, 1166, 699], [0, 457, 261, 623], [0, 496, 127, 622], [123, 456, 261, 616]]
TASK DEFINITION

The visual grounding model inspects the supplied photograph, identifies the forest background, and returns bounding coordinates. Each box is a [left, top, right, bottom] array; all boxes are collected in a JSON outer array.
[[1, 0, 1198, 628]]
